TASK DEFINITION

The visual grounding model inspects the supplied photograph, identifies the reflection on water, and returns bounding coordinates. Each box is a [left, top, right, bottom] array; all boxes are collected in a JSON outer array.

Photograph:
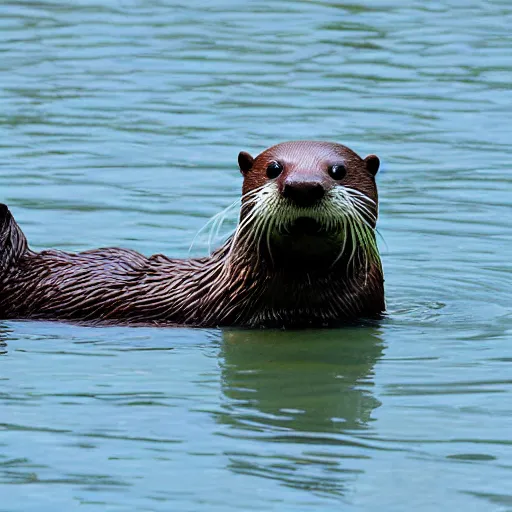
[[0, 326, 8, 355], [217, 328, 383, 495]]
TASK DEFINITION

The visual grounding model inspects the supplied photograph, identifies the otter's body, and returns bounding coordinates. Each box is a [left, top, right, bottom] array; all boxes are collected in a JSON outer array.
[[0, 141, 385, 328]]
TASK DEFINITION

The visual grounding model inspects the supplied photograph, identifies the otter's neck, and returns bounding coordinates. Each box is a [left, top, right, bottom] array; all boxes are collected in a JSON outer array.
[[195, 238, 383, 328]]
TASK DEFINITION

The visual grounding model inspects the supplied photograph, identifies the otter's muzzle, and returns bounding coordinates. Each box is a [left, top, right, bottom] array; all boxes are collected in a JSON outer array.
[[281, 178, 325, 207]]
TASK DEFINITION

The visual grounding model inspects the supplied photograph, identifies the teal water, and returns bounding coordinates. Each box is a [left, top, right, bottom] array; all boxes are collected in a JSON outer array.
[[1, 1, 512, 511]]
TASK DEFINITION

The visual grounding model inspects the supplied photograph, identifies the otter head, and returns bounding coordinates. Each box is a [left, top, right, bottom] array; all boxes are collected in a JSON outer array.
[[236, 141, 381, 271]]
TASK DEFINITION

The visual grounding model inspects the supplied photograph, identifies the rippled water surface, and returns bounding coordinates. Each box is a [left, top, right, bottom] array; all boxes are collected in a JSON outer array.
[[1, 1, 512, 511]]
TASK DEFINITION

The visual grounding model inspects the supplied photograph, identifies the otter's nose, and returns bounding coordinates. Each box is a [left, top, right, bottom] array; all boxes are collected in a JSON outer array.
[[282, 180, 325, 207]]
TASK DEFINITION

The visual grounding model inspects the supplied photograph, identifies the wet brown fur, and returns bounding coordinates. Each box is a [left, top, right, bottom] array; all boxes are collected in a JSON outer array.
[[0, 141, 385, 328]]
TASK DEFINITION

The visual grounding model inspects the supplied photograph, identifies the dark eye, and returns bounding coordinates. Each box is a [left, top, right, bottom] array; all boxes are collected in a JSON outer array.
[[266, 161, 283, 179], [329, 164, 346, 180]]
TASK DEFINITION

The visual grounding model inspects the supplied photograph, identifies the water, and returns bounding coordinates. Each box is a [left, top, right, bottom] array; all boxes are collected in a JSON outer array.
[[1, 0, 511, 510]]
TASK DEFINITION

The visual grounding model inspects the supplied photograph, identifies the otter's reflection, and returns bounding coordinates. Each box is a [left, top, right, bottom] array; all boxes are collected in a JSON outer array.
[[0, 324, 10, 355], [217, 327, 384, 496]]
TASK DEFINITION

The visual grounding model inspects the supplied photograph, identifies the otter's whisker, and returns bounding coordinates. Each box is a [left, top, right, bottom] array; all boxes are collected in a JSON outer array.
[[346, 217, 359, 276], [189, 199, 238, 254], [330, 217, 348, 268], [350, 197, 376, 226], [344, 187, 376, 205], [192, 184, 270, 256], [191, 190, 265, 255], [225, 183, 275, 266], [265, 216, 276, 267], [228, 210, 258, 261], [254, 217, 269, 268]]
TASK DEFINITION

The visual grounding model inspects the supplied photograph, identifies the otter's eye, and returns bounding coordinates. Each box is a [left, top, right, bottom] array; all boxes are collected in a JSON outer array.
[[329, 164, 346, 180], [266, 161, 283, 179]]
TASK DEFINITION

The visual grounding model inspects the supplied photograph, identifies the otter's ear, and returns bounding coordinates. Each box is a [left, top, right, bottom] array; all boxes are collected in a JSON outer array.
[[238, 151, 254, 176], [364, 154, 380, 176]]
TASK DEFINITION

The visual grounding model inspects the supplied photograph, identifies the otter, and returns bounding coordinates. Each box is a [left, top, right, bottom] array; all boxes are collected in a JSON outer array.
[[0, 141, 384, 328]]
